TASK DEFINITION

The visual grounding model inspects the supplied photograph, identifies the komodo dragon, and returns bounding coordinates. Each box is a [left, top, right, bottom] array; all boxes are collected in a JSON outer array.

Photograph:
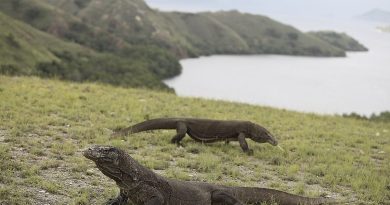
[[84, 145, 339, 205], [112, 118, 278, 154]]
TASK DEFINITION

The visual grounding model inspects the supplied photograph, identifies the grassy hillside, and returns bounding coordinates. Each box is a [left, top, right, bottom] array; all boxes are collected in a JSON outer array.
[[0, 12, 89, 74], [0, 76, 389, 204], [0, 11, 174, 90], [0, 0, 181, 80], [308, 31, 368, 52], [0, 0, 129, 52]]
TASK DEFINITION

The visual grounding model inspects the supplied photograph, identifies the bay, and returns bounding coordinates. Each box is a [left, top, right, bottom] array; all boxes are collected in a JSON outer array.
[[164, 22, 390, 115]]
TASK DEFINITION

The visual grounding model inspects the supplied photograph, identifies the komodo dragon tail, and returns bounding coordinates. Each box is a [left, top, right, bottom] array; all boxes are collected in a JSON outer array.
[[231, 187, 339, 205], [112, 118, 179, 137]]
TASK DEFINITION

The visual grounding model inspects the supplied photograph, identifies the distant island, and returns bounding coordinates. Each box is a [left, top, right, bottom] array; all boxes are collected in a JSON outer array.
[[358, 9, 390, 23], [0, 0, 368, 91], [378, 26, 390, 33]]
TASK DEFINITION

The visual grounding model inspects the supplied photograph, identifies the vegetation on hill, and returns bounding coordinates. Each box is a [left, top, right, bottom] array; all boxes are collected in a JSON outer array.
[[0, 12, 175, 90], [0, 76, 389, 204], [35, 51, 174, 90], [343, 111, 390, 122], [0, 0, 131, 52], [152, 11, 250, 57], [204, 11, 346, 56], [308, 31, 368, 52], [0, 12, 87, 75]]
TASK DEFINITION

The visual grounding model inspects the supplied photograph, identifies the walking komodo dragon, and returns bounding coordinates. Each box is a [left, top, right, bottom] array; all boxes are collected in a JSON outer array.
[[84, 145, 339, 205], [112, 118, 278, 154]]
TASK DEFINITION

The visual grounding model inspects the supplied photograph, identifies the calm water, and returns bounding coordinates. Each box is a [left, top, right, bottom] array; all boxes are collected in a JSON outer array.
[[164, 23, 390, 115]]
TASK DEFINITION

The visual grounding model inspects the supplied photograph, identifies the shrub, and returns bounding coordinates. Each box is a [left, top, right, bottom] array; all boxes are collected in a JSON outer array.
[[74, 0, 91, 9], [0, 64, 23, 75], [342, 111, 390, 122], [24, 7, 43, 20], [11, 0, 21, 10], [370, 111, 390, 122], [265, 28, 282, 38], [287, 32, 299, 41], [5, 33, 20, 48], [33, 51, 171, 90]]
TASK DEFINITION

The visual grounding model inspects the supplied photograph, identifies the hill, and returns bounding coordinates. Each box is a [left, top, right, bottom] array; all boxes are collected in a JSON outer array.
[[0, 0, 182, 80], [308, 31, 368, 52], [19, 0, 349, 57], [358, 9, 390, 23], [0, 12, 173, 90], [0, 76, 389, 204], [203, 11, 345, 56]]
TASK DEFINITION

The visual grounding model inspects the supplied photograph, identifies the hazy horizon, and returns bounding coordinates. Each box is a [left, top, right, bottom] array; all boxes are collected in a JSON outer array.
[[146, 0, 390, 29], [145, 0, 390, 16]]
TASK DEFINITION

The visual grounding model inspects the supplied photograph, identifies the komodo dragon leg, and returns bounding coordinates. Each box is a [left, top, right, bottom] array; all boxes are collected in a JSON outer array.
[[211, 190, 243, 205], [144, 196, 164, 205], [107, 187, 164, 205], [105, 191, 128, 205], [170, 121, 187, 145], [238, 133, 254, 155]]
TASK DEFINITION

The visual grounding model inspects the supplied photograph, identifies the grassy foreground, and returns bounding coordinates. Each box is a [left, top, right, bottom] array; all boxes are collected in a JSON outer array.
[[0, 76, 389, 204]]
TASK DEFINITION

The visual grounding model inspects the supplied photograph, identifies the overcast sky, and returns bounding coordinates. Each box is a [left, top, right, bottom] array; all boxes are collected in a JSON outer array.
[[145, 0, 390, 21]]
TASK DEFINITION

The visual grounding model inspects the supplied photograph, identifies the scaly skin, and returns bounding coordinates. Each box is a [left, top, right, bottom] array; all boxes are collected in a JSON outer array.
[[84, 145, 338, 205], [112, 118, 278, 154]]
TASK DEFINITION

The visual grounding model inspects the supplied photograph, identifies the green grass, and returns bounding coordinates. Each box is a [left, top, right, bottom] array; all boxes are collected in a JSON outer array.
[[0, 75, 389, 204]]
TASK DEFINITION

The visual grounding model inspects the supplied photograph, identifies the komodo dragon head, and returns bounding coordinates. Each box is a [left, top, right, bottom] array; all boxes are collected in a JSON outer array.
[[83, 145, 125, 182], [249, 123, 278, 146], [84, 144, 162, 179], [83, 145, 119, 163], [83, 145, 149, 184]]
